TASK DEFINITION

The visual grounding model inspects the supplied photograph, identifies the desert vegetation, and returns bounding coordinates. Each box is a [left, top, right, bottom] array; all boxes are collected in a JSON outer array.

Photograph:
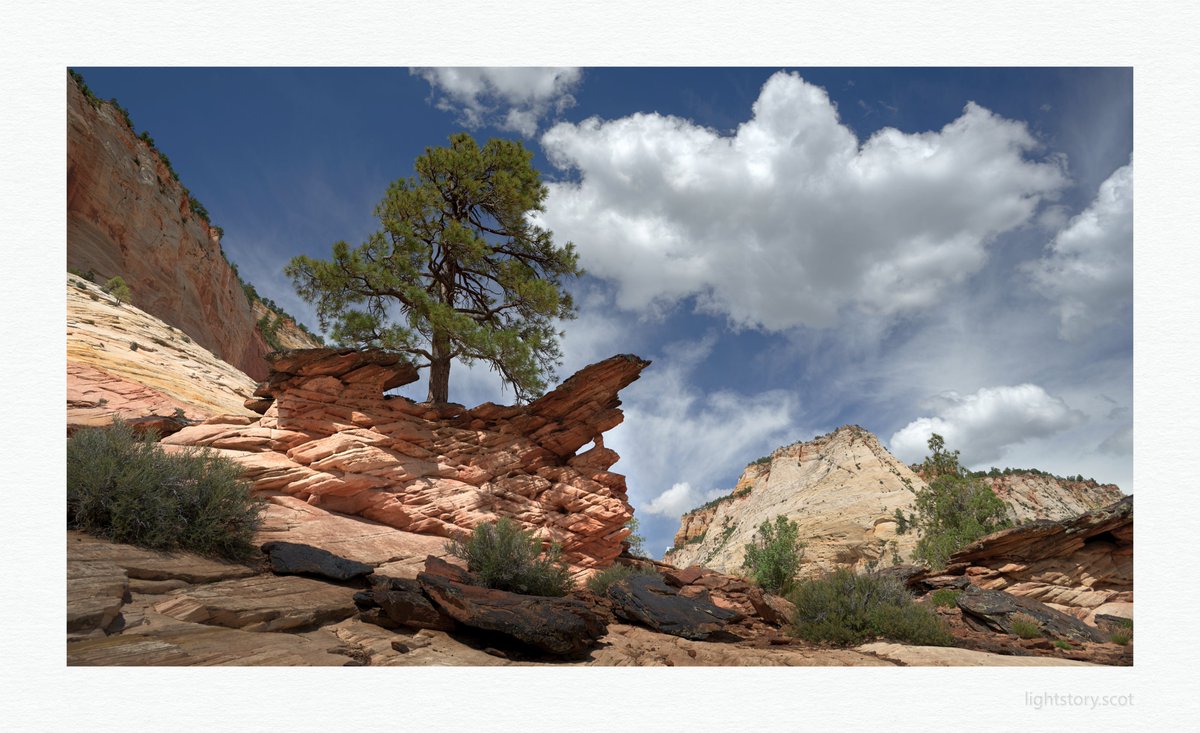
[[787, 568, 953, 646], [909, 434, 1011, 569], [445, 518, 575, 597], [585, 563, 658, 595], [741, 515, 805, 594], [67, 420, 262, 560], [103, 275, 131, 304]]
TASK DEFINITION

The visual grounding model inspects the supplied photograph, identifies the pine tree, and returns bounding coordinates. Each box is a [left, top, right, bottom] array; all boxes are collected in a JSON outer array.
[[286, 133, 582, 403], [911, 434, 1011, 569]]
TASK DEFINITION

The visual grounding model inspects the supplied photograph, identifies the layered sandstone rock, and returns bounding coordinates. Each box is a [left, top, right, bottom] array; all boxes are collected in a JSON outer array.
[[666, 425, 1128, 578], [164, 348, 650, 573], [67, 273, 260, 430], [665, 426, 923, 576], [916, 496, 1133, 624], [981, 473, 1124, 523], [67, 76, 319, 380]]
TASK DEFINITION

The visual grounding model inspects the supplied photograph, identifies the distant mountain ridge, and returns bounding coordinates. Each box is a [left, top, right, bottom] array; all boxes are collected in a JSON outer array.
[[664, 425, 1123, 576]]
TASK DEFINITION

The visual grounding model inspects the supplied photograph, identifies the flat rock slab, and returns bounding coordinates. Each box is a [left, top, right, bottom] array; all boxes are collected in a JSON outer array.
[[607, 574, 742, 640], [67, 559, 129, 633], [68, 531, 257, 584], [254, 495, 453, 577], [418, 573, 607, 657], [859, 642, 1099, 666], [68, 618, 355, 666], [153, 575, 359, 632], [261, 541, 373, 581], [957, 586, 1106, 644]]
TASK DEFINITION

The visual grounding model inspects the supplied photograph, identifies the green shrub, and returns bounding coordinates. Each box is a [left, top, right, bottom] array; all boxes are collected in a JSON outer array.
[[929, 588, 961, 608], [1054, 640, 1073, 650], [1110, 630, 1131, 645], [586, 563, 657, 596], [623, 516, 646, 557], [787, 568, 953, 646], [911, 434, 1011, 569], [67, 420, 262, 560], [446, 518, 575, 597], [1010, 613, 1042, 639], [103, 276, 132, 304], [741, 515, 805, 594]]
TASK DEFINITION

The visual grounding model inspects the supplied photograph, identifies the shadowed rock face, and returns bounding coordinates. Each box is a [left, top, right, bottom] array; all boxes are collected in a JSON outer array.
[[418, 573, 608, 657], [164, 349, 650, 573], [956, 586, 1106, 643], [606, 574, 743, 640]]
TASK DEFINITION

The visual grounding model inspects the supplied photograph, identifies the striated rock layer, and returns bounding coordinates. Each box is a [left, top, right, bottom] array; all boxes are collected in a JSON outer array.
[[981, 473, 1124, 523], [666, 425, 1128, 578], [665, 426, 923, 576], [916, 496, 1133, 624], [67, 273, 260, 430], [164, 348, 651, 573], [66, 75, 319, 380]]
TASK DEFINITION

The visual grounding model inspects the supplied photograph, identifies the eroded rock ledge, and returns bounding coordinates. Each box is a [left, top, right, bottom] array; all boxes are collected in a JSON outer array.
[[164, 349, 651, 573], [911, 495, 1133, 624]]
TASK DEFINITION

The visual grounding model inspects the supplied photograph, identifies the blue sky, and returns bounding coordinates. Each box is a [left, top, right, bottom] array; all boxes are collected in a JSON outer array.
[[73, 67, 1133, 557]]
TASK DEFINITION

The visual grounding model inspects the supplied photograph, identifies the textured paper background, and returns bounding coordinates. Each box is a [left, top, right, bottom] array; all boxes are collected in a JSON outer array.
[[2, 1, 1194, 729]]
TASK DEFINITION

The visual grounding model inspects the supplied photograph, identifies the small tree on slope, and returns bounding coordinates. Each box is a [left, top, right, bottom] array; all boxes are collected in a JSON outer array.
[[911, 433, 1011, 569]]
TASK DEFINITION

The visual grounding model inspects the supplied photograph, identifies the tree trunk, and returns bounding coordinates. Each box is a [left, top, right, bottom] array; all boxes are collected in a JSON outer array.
[[427, 330, 451, 403]]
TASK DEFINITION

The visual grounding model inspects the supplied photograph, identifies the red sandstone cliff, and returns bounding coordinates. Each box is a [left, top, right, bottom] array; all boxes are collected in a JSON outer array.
[[66, 74, 317, 380]]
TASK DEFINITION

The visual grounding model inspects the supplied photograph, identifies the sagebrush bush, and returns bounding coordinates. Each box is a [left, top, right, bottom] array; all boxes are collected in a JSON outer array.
[[446, 518, 575, 597], [67, 420, 262, 560], [741, 515, 805, 594], [787, 568, 953, 646], [929, 588, 961, 608], [586, 563, 657, 595], [1010, 613, 1042, 639]]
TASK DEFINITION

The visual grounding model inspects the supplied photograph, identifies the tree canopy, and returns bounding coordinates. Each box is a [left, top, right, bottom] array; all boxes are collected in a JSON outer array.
[[910, 433, 1011, 569], [286, 133, 582, 403]]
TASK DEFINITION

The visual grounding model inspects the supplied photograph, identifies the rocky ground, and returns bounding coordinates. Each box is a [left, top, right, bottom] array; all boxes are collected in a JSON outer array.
[[68, 509, 1118, 667]]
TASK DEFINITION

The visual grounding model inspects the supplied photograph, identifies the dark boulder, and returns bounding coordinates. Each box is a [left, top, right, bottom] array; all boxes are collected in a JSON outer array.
[[417, 573, 607, 657], [369, 576, 457, 631], [956, 586, 1105, 643], [607, 574, 742, 640], [261, 541, 373, 582]]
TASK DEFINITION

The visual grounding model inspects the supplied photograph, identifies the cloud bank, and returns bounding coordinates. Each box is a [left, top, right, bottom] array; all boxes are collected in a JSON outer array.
[[412, 67, 582, 136], [1026, 162, 1133, 340], [889, 384, 1086, 466], [537, 71, 1069, 330]]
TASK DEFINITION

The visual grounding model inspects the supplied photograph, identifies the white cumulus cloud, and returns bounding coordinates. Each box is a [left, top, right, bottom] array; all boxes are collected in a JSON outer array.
[[411, 67, 582, 137], [535, 70, 1068, 331], [1026, 162, 1133, 340], [643, 482, 726, 517], [889, 384, 1085, 466]]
